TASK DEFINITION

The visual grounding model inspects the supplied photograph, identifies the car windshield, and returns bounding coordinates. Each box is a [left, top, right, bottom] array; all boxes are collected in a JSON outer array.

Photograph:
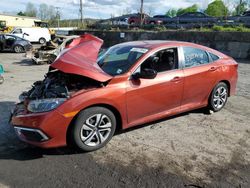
[[97, 45, 148, 76]]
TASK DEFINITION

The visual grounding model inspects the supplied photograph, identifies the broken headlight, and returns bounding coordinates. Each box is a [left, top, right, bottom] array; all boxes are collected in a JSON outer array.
[[27, 98, 66, 113]]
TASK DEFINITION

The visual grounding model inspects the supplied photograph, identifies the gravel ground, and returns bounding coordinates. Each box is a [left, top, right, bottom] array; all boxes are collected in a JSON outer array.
[[0, 52, 249, 188]]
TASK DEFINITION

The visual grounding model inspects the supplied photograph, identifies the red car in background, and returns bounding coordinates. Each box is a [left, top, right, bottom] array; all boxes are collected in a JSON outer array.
[[128, 13, 163, 25], [11, 34, 238, 151]]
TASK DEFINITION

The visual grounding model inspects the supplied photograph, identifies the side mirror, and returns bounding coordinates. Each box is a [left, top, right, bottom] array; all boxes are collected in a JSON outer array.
[[133, 68, 157, 79]]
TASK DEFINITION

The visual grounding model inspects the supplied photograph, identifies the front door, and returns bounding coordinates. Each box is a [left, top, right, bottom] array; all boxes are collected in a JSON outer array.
[[126, 47, 184, 125]]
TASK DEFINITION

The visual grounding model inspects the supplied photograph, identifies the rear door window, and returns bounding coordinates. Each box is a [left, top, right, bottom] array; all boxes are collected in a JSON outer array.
[[183, 47, 210, 68]]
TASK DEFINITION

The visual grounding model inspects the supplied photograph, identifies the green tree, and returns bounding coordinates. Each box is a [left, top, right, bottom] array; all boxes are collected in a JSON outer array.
[[205, 0, 228, 17], [166, 9, 177, 17], [17, 11, 26, 16], [39, 3, 49, 20], [25, 2, 37, 17], [177, 4, 198, 16], [234, 1, 248, 15]]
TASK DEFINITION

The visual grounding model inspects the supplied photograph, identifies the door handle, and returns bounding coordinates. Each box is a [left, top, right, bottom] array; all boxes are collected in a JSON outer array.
[[209, 66, 218, 71], [171, 76, 182, 82]]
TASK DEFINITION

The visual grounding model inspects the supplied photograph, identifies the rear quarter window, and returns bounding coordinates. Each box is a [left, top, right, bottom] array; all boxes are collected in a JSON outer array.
[[209, 52, 220, 62]]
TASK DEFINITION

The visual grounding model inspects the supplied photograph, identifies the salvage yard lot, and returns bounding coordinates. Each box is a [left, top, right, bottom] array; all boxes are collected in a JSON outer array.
[[0, 52, 249, 188]]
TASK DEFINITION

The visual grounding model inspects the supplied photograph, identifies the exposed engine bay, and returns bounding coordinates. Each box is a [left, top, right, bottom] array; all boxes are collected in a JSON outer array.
[[20, 70, 104, 101]]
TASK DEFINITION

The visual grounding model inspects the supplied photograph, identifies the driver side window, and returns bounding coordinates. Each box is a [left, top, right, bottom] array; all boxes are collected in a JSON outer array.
[[139, 48, 178, 73]]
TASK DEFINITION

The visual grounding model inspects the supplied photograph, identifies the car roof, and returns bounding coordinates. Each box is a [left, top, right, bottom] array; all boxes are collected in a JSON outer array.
[[114, 40, 203, 49], [113, 40, 226, 57]]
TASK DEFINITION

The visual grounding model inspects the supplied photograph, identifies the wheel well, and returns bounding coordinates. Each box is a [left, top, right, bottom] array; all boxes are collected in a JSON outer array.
[[14, 44, 24, 48], [208, 80, 231, 105], [66, 104, 123, 145], [220, 80, 231, 96], [39, 37, 46, 42]]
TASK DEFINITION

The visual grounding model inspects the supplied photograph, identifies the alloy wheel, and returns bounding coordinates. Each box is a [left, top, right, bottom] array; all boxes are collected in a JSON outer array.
[[213, 86, 227, 110], [80, 114, 112, 147], [14, 45, 23, 53]]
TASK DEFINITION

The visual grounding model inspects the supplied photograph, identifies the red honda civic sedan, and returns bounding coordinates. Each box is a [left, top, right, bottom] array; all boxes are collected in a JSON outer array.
[[11, 34, 238, 151]]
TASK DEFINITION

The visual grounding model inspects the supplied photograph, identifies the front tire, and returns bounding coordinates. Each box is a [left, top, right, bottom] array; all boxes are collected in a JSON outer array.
[[71, 107, 116, 152], [13, 45, 24, 53], [209, 82, 228, 112]]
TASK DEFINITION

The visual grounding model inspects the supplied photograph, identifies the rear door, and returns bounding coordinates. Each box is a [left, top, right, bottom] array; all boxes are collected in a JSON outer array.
[[181, 47, 219, 111]]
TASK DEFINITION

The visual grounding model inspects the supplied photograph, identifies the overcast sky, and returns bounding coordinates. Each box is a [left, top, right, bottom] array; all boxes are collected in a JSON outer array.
[[0, 0, 244, 19]]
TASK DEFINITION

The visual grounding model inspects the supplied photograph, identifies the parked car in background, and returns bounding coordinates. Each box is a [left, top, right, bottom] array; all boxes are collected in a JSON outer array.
[[112, 17, 129, 25], [128, 13, 169, 25], [173, 12, 217, 24], [150, 15, 173, 24], [11, 34, 238, 152], [0, 34, 32, 53], [98, 15, 131, 26], [238, 11, 250, 24], [226, 11, 250, 25], [30, 35, 78, 64], [11, 27, 51, 44], [128, 13, 150, 25]]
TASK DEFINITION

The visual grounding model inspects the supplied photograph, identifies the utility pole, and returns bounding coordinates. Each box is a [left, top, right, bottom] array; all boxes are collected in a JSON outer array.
[[140, 0, 144, 26], [79, 0, 83, 25], [55, 7, 60, 30]]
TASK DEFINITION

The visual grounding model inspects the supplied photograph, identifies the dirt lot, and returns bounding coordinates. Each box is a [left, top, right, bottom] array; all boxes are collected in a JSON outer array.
[[0, 52, 249, 188]]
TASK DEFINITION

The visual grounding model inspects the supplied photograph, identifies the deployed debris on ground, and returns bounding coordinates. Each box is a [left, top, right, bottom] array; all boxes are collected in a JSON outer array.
[[27, 35, 78, 65]]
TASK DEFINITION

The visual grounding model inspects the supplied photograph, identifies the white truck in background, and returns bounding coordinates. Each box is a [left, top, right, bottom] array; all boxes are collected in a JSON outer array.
[[11, 27, 51, 44]]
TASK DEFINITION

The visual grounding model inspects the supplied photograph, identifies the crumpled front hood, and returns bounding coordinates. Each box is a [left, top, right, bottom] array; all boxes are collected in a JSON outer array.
[[51, 34, 112, 82]]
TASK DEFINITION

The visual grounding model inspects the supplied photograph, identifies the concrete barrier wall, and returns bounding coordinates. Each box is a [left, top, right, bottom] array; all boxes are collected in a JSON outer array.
[[70, 30, 250, 59]]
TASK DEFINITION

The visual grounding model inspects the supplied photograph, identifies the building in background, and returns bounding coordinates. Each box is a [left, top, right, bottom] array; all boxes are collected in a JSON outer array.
[[0, 13, 41, 27]]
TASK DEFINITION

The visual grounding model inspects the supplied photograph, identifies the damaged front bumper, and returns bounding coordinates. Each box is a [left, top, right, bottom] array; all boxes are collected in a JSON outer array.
[[10, 103, 72, 148]]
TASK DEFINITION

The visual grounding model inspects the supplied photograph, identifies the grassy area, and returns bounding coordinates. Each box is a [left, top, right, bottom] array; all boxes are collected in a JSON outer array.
[[70, 22, 250, 32], [196, 25, 250, 32]]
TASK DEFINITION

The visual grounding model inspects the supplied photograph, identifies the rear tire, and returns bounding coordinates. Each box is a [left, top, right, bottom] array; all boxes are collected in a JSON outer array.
[[71, 107, 116, 152], [13, 45, 24, 53], [208, 82, 228, 112], [39, 38, 46, 44]]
